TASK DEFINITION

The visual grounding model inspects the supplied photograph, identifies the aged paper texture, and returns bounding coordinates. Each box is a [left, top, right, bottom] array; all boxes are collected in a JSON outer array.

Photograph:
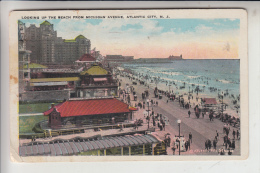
[[9, 9, 248, 162]]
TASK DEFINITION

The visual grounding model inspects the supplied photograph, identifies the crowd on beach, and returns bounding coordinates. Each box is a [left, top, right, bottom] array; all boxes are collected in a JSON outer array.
[[121, 66, 240, 116], [116, 67, 241, 155]]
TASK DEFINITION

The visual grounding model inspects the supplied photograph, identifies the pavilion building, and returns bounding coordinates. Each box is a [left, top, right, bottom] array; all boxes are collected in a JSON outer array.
[[43, 98, 132, 128], [75, 54, 96, 66], [202, 98, 218, 112], [76, 64, 118, 98]]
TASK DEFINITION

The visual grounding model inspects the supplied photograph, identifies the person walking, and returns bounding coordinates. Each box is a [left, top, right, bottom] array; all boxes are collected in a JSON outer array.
[[205, 140, 208, 150], [225, 141, 228, 149], [185, 141, 188, 151], [188, 110, 191, 118], [232, 139, 236, 149], [172, 146, 176, 155], [189, 132, 192, 143], [167, 136, 171, 147], [213, 140, 217, 150], [162, 121, 166, 131], [237, 130, 240, 139], [208, 140, 212, 150], [187, 139, 191, 150], [233, 129, 236, 139], [226, 128, 229, 136]]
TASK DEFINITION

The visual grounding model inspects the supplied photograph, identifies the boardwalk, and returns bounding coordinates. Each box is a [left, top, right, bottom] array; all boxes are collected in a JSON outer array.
[[119, 75, 240, 155]]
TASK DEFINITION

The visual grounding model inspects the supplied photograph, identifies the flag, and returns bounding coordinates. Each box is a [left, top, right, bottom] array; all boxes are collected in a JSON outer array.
[[91, 47, 96, 54]]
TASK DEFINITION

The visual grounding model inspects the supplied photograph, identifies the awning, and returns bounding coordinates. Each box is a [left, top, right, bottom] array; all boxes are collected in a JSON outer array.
[[19, 134, 159, 156], [30, 77, 80, 83], [93, 78, 107, 82], [30, 81, 68, 86]]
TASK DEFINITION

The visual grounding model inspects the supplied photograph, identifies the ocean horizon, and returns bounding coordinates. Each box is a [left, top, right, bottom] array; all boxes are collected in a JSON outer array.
[[123, 59, 240, 116]]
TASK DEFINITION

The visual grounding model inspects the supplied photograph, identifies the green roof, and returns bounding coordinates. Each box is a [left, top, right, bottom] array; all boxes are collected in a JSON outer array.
[[40, 20, 52, 25], [64, 34, 86, 43], [64, 39, 76, 43], [75, 35, 86, 39], [23, 63, 48, 69], [80, 64, 108, 76], [18, 20, 24, 25]]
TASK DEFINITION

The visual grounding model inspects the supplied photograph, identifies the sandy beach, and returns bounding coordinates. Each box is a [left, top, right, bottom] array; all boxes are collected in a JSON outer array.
[[122, 60, 241, 119], [117, 71, 241, 155]]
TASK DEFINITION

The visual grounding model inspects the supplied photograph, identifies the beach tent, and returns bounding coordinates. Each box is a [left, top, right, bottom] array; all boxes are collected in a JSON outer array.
[[203, 98, 217, 105], [202, 98, 218, 112]]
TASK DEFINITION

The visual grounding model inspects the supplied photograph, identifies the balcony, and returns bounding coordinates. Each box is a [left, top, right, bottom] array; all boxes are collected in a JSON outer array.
[[78, 82, 118, 89]]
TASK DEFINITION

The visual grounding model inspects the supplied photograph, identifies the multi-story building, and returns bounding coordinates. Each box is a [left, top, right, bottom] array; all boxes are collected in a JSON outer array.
[[18, 21, 31, 95], [168, 54, 183, 60], [24, 20, 91, 65]]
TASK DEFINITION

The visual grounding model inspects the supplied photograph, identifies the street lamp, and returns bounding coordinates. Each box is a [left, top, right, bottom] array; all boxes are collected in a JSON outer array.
[[177, 119, 181, 155], [155, 77, 159, 88], [221, 91, 224, 118], [188, 86, 191, 103]]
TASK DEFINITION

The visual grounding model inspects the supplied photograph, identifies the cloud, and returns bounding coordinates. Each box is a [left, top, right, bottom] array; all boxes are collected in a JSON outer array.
[[21, 18, 240, 59]]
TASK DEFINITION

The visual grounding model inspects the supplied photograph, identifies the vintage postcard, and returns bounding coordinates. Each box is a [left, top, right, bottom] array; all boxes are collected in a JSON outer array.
[[9, 9, 248, 162]]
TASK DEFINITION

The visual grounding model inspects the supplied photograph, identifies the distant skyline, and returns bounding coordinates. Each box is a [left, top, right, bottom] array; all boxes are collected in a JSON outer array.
[[21, 18, 240, 59]]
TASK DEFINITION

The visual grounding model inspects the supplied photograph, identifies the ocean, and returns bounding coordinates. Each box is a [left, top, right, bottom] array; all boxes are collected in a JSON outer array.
[[123, 59, 240, 114]]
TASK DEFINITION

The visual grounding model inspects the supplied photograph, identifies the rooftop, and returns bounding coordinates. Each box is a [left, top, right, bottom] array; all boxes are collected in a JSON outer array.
[[23, 63, 48, 69], [19, 134, 159, 156], [75, 34, 86, 39], [80, 64, 108, 76], [30, 77, 80, 83], [64, 34, 87, 43], [43, 98, 130, 117], [40, 20, 52, 26], [77, 54, 96, 62], [203, 98, 217, 105]]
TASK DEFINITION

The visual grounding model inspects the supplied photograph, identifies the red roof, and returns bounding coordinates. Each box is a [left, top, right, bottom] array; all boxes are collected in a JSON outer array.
[[44, 98, 130, 117], [129, 107, 138, 111], [78, 54, 96, 62], [203, 98, 217, 105]]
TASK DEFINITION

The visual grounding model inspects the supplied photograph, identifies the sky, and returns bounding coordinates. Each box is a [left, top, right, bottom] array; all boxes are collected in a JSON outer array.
[[20, 18, 240, 59]]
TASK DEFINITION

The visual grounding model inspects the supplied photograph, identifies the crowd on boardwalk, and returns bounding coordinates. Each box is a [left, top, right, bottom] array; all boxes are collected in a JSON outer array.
[[116, 69, 241, 155]]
